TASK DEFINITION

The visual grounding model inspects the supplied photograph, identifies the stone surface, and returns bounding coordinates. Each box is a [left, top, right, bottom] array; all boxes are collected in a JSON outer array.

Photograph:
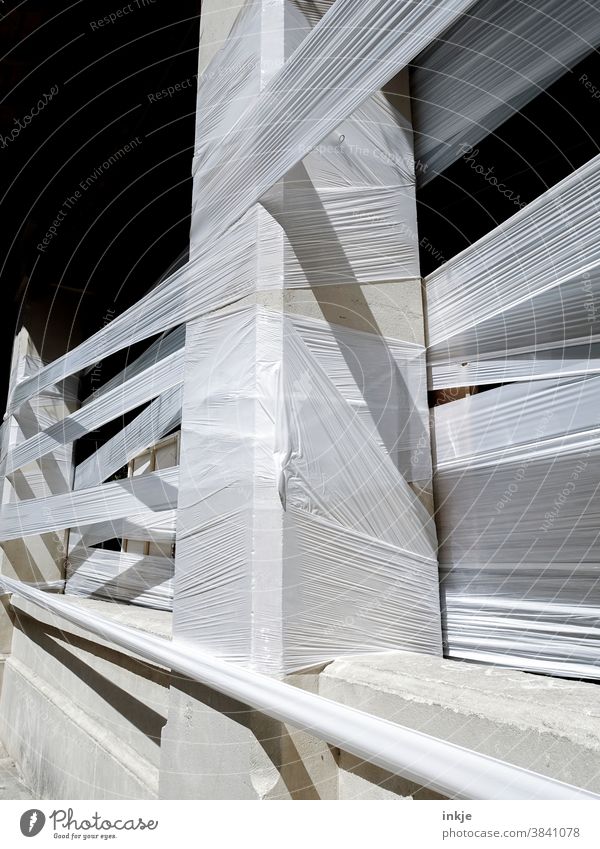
[[0, 743, 33, 800], [321, 652, 600, 797], [0, 597, 172, 799], [160, 670, 338, 800]]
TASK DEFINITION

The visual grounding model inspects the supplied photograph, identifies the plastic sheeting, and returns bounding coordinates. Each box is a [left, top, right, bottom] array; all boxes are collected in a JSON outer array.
[[8, 0, 473, 414], [433, 376, 600, 678], [426, 154, 600, 389], [0, 574, 596, 800], [6, 348, 184, 475], [289, 315, 430, 481], [0, 467, 178, 542], [412, 0, 600, 183], [2, 0, 456, 678], [69, 511, 177, 549], [66, 548, 173, 610], [174, 307, 440, 673], [194, 0, 420, 285], [73, 386, 182, 491]]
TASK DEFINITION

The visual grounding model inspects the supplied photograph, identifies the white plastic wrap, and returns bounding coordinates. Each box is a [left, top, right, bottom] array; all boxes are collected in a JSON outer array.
[[194, 0, 420, 284], [0, 574, 596, 801], [426, 155, 600, 388], [289, 315, 430, 481], [433, 376, 600, 678], [174, 307, 440, 673], [70, 511, 176, 549], [8, 0, 472, 413], [73, 386, 182, 490], [412, 0, 600, 183], [1, 0, 458, 679], [0, 467, 177, 542], [66, 548, 173, 610], [6, 348, 183, 474]]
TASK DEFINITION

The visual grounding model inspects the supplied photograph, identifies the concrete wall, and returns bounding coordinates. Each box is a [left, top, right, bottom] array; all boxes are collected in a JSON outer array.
[[0, 597, 171, 799], [5, 611, 600, 801]]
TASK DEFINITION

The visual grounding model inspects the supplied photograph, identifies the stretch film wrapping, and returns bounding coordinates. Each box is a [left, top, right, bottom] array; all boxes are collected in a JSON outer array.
[[412, 0, 600, 183], [73, 385, 182, 491], [290, 315, 430, 481], [66, 548, 173, 610], [194, 0, 420, 286], [0, 576, 595, 800], [175, 307, 440, 673], [6, 348, 184, 475], [426, 155, 600, 388], [8, 0, 472, 412], [0, 467, 178, 542], [434, 377, 600, 678], [2, 0, 449, 674], [69, 511, 177, 550]]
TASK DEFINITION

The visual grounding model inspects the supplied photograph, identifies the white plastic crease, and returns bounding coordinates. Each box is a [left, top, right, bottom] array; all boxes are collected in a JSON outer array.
[[82, 325, 185, 403], [8, 0, 473, 413], [426, 154, 600, 388], [0, 575, 595, 800], [433, 376, 600, 678], [174, 307, 440, 673], [412, 0, 600, 184], [289, 314, 430, 481], [193, 1, 420, 286]]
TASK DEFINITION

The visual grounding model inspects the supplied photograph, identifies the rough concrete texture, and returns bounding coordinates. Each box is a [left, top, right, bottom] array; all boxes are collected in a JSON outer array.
[[0, 595, 13, 656], [321, 652, 600, 797], [0, 597, 172, 799], [160, 670, 338, 800], [0, 743, 33, 800], [197, 0, 244, 73], [240, 279, 426, 345]]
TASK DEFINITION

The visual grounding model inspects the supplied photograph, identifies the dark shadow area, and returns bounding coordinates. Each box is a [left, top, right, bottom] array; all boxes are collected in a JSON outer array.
[[263, 161, 417, 473], [0, 0, 201, 411], [14, 609, 170, 745], [416, 48, 600, 276]]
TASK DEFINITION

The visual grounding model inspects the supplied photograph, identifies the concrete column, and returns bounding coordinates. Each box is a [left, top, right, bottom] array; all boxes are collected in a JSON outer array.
[[0, 282, 81, 763], [160, 0, 437, 798]]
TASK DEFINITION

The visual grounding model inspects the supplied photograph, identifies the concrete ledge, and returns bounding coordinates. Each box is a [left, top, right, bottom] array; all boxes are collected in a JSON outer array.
[[1, 657, 157, 799], [11, 595, 172, 645], [0, 596, 172, 798], [320, 652, 600, 798]]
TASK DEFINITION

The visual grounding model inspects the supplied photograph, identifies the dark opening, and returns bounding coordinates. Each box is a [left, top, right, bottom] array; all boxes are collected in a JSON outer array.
[[0, 0, 201, 412]]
